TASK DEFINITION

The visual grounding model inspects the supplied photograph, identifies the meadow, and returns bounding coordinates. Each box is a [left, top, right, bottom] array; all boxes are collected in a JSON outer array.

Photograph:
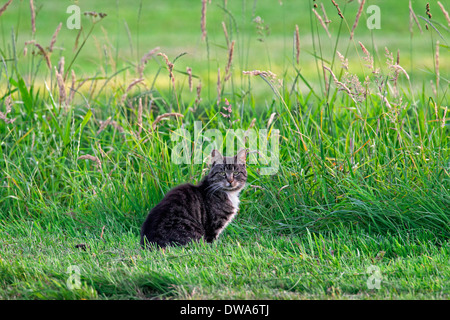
[[0, 0, 449, 300]]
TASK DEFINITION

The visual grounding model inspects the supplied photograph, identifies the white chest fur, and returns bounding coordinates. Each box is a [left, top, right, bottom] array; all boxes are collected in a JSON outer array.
[[215, 191, 240, 239], [227, 190, 240, 214]]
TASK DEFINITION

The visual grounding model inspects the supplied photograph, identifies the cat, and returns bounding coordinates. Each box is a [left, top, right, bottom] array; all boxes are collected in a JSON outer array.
[[140, 149, 247, 249]]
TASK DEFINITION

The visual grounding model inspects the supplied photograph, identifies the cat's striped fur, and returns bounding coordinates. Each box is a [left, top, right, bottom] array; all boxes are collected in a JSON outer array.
[[140, 149, 247, 249]]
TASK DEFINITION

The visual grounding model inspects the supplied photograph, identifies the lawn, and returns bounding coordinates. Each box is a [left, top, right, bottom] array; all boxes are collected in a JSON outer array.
[[0, 0, 449, 301]]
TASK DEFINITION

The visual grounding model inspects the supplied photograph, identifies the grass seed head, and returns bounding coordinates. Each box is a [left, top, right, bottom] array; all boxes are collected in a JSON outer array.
[[336, 51, 348, 70], [34, 43, 52, 69], [49, 23, 62, 52], [437, 1, 450, 27], [138, 46, 160, 78], [137, 97, 143, 138], [217, 67, 221, 105], [350, 0, 366, 40], [312, 8, 331, 38], [222, 21, 229, 47], [186, 67, 193, 92], [0, 0, 13, 18], [426, 3, 432, 19], [195, 81, 202, 105], [152, 113, 184, 131], [201, 0, 207, 41], [30, 0, 36, 35], [55, 67, 66, 106], [295, 25, 300, 64], [332, 0, 344, 19], [409, 1, 423, 34], [224, 40, 235, 82]]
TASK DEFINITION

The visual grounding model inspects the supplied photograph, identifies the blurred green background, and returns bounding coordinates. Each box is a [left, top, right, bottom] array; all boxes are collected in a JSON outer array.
[[1, 0, 447, 97]]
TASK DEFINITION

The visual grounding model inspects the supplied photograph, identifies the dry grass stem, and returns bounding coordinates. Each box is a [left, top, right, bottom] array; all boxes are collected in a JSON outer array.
[[75, 77, 89, 93], [267, 113, 276, 129], [97, 117, 124, 135], [77, 155, 102, 171], [121, 78, 144, 104], [391, 64, 410, 81], [137, 97, 143, 138], [152, 113, 184, 130], [242, 70, 277, 80], [323, 66, 355, 101], [435, 41, 440, 93], [430, 80, 437, 99], [195, 82, 202, 104], [248, 118, 256, 129], [377, 93, 392, 109], [324, 68, 329, 94], [320, 3, 331, 24], [434, 101, 439, 120], [350, 0, 366, 40], [67, 69, 76, 106], [442, 106, 448, 128], [126, 78, 144, 93], [217, 68, 221, 105]]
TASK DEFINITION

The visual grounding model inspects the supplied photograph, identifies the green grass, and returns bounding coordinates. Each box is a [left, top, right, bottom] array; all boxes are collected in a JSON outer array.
[[0, 0, 449, 299], [1, 226, 449, 299]]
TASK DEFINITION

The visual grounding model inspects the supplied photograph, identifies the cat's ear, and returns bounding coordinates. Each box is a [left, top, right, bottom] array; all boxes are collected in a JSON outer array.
[[210, 149, 224, 166], [236, 148, 247, 165]]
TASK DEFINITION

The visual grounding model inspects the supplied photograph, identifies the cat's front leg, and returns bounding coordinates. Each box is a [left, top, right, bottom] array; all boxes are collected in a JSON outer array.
[[204, 234, 217, 243]]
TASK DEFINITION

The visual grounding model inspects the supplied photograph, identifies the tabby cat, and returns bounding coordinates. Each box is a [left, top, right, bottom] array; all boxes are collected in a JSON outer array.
[[140, 149, 247, 249]]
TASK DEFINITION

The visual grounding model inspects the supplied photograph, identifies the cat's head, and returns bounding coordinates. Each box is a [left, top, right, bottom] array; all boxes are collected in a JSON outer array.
[[206, 149, 247, 192]]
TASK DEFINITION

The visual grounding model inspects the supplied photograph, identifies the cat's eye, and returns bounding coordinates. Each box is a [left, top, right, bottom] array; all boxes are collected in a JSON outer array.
[[219, 172, 226, 176], [233, 172, 240, 176]]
